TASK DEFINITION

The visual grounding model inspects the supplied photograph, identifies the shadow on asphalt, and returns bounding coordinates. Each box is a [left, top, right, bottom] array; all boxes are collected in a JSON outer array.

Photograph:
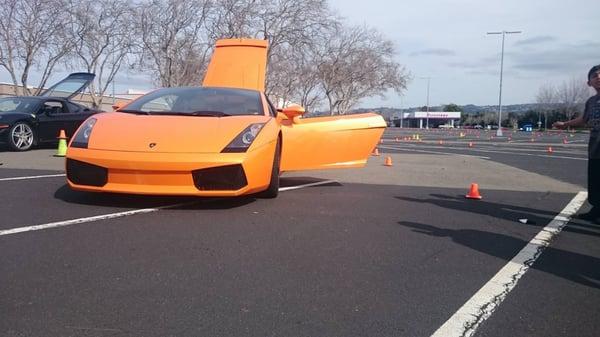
[[398, 221, 600, 289], [395, 194, 600, 238], [52, 177, 339, 210], [53, 184, 257, 210]]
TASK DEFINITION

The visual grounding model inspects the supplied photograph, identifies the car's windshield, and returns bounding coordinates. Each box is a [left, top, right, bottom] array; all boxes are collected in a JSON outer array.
[[0, 97, 40, 113], [122, 87, 264, 116]]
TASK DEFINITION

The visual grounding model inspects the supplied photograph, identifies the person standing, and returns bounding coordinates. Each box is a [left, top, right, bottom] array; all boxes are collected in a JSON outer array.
[[553, 64, 600, 220]]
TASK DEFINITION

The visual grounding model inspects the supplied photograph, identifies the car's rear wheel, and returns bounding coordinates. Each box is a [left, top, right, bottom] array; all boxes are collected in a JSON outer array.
[[258, 138, 281, 198], [8, 122, 35, 151]]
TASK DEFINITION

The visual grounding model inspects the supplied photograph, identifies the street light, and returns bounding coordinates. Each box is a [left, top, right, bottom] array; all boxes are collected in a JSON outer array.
[[419, 77, 432, 129], [487, 30, 521, 137]]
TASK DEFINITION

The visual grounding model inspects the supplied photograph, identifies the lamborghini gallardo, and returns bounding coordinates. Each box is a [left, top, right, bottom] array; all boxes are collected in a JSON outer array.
[[65, 39, 386, 198]]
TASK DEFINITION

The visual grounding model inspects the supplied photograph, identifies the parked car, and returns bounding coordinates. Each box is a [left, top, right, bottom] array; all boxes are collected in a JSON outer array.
[[65, 39, 386, 198], [0, 73, 99, 151]]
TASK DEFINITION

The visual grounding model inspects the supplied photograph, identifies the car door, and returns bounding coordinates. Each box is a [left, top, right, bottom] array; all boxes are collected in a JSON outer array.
[[62, 102, 97, 136], [279, 112, 387, 171], [36, 100, 69, 141]]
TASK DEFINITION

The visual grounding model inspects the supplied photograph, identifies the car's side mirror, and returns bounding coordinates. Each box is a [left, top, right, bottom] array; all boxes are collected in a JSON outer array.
[[112, 101, 125, 111], [279, 104, 305, 121]]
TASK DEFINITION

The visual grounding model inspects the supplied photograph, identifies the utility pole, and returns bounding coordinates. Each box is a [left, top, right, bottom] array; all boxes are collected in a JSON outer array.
[[419, 77, 432, 129], [487, 30, 521, 137]]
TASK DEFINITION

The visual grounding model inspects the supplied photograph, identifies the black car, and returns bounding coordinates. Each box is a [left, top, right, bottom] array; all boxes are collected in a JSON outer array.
[[0, 72, 100, 151]]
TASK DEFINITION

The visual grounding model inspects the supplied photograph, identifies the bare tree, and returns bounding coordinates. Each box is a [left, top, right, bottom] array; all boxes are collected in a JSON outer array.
[[136, 0, 213, 87], [318, 24, 409, 115], [556, 77, 592, 120], [0, 0, 71, 95], [535, 83, 557, 129], [66, 0, 135, 108]]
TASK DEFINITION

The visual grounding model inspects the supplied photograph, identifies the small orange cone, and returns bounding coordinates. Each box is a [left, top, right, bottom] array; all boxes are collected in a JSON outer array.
[[547, 146, 553, 153], [54, 129, 68, 157], [384, 156, 393, 166], [465, 183, 482, 199], [372, 148, 380, 156]]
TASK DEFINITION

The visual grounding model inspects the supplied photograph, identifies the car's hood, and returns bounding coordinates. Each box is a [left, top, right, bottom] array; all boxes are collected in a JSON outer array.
[[88, 112, 271, 153]]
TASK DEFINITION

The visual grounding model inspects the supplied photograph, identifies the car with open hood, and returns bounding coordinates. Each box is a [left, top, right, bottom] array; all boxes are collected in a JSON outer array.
[[65, 39, 386, 198], [0, 73, 99, 151]]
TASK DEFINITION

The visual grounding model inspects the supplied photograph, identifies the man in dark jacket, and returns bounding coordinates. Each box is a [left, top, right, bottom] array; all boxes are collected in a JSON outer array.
[[553, 64, 600, 221]]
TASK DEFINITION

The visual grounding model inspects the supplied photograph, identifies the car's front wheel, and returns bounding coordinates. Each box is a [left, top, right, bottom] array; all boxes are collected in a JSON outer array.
[[258, 138, 281, 198], [8, 122, 35, 151]]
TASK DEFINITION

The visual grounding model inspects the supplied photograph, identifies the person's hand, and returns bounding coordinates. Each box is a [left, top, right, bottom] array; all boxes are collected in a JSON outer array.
[[552, 121, 566, 129]]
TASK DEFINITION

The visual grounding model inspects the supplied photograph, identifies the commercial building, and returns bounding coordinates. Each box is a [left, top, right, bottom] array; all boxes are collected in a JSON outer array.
[[393, 111, 461, 128]]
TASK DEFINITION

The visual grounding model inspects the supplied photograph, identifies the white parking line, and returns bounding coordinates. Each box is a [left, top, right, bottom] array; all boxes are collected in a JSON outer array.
[[430, 191, 587, 337], [278, 180, 338, 192], [0, 174, 66, 181], [0, 202, 195, 236], [380, 145, 491, 159], [0, 180, 338, 236]]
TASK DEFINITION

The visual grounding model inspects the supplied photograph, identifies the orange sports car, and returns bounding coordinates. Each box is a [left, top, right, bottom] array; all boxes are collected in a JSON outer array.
[[65, 39, 386, 197]]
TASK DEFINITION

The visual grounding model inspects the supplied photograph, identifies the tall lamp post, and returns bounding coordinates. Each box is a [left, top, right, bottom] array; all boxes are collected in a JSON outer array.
[[419, 77, 432, 129], [487, 30, 521, 137]]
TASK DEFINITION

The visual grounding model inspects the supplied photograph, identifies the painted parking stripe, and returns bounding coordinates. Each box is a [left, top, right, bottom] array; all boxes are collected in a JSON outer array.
[[0, 201, 195, 237], [0, 174, 66, 181], [279, 180, 338, 192], [430, 191, 587, 337], [0, 181, 337, 237], [379, 145, 491, 159], [388, 144, 587, 161]]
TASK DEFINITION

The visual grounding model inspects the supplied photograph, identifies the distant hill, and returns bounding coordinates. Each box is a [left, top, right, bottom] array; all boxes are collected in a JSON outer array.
[[344, 103, 543, 120]]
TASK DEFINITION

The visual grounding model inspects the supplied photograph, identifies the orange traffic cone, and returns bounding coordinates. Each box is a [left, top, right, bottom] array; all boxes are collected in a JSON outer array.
[[372, 148, 380, 156], [547, 146, 553, 153], [55, 130, 68, 157], [465, 183, 482, 199], [384, 156, 393, 166]]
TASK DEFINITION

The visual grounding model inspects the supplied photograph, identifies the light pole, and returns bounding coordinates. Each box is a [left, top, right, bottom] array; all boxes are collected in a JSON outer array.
[[419, 77, 431, 129], [487, 30, 521, 137]]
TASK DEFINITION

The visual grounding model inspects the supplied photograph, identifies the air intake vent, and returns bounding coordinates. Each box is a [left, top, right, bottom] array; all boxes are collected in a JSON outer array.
[[66, 159, 108, 187], [192, 164, 247, 191]]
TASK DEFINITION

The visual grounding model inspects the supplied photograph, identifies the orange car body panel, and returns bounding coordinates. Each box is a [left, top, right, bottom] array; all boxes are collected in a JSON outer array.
[[202, 39, 268, 92], [66, 38, 386, 196]]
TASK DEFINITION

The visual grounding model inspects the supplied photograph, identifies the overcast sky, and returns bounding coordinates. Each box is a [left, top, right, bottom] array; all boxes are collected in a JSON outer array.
[[1, 0, 598, 109], [328, 0, 599, 108]]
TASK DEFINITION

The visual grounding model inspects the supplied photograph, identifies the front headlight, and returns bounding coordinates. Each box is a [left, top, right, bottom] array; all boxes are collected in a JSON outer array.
[[221, 123, 265, 153], [70, 118, 97, 148]]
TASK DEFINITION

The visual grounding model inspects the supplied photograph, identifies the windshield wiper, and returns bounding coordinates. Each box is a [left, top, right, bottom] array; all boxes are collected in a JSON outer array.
[[150, 110, 231, 117], [117, 109, 151, 115]]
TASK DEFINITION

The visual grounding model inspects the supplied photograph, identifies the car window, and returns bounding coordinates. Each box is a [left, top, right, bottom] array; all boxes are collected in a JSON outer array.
[[265, 96, 278, 117], [140, 95, 177, 112], [43, 101, 65, 114], [67, 102, 82, 113], [0, 97, 39, 113], [125, 87, 264, 116]]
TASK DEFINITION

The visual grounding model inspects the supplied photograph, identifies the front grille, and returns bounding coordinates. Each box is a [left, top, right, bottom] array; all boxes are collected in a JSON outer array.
[[192, 164, 247, 191], [66, 159, 108, 187]]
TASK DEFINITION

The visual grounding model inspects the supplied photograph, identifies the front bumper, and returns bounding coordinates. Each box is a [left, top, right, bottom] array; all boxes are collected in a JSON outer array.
[[65, 142, 275, 196]]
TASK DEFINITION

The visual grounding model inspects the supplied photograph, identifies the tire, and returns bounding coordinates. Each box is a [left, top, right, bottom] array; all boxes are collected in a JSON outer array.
[[8, 122, 35, 151], [258, 138, 281, 198]]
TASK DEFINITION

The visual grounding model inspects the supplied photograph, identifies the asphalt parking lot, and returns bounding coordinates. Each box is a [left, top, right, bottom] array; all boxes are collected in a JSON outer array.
[[1, 128, 599, 337]]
